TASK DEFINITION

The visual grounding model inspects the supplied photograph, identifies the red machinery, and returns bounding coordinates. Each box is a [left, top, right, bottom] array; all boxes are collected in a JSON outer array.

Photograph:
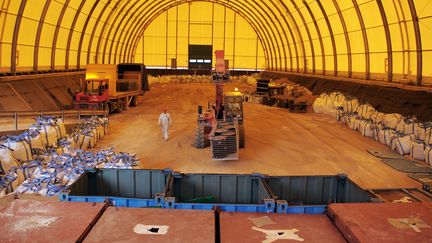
[[194, 50, 245, 160], [74, 79, 109, 110], [74, 64, 149, 113]]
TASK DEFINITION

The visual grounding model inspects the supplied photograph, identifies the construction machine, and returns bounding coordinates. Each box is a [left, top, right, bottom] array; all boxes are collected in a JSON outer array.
[[74, 63, 149, 113], [194, 51, 245, 160]]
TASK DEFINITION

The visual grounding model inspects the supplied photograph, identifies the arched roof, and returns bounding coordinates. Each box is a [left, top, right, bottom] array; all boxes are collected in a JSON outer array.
[[0, 0, 430, 85]]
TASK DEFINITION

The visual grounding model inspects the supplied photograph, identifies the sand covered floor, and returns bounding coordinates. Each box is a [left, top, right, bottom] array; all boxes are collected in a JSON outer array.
[[97, 82, 419, 190]]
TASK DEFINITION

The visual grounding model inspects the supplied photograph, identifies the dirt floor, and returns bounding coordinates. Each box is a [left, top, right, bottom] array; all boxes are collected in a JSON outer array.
[[264, 71, 432, 122], [96, 82, 420, 190]]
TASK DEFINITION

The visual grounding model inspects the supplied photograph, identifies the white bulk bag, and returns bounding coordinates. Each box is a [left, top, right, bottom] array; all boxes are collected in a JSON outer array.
[[90, 128, 98, 147], [3, 137, 33, 163], [330, 92, 345, 110], [24, 131, 45, 152], [403, 120, 416, 135], [76, 133, 94, 149], [424, 128, 432, 145], [358, 104, 375, 120], [396, 117, 416, 135], [39, 125, 59, 147], [5, 168, 26, 194], [383, 113, 403, 129], [336, 109, 345, 122], [312, 97, 324, 113], [99, 117, 109, 136], [0, 145, 20, 174], [414, 123, 430, 141], [348, 116, 360, 131], [359, 120, 375, 138], [425, 146, 432, 165], [324, 98, 335, 116], [57, 137, 75, 154], [342, 98, 359, 113], [373, 125, 380, 141], [377, 128, 397, 146], [410, 141, 425, 161], [370, 111, 385, 124], [340, 113, 355, 124], [391, 135, 413, 155], [54, 120, 67, 140], [97, 124, 105, 139], [49, 117, 66, 140]]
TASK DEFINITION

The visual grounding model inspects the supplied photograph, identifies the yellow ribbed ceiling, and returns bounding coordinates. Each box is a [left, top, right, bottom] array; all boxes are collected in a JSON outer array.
[[0, 0, 431, 85]]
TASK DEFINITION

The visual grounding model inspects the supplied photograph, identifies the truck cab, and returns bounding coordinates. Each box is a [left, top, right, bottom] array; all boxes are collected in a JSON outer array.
[[224, 91, 243, 124], [75, 79, 109, 109]]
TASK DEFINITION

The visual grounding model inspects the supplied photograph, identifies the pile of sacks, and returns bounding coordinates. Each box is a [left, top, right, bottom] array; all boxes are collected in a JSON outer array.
[[13, 148, 139, 196], [148, 75, 212, 84], [313, 92, 432, 165], [0, 116, 130, 197], [70, 117, 109, 150]]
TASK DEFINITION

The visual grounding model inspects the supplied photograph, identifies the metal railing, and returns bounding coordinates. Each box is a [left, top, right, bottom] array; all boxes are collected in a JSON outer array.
[[0, 109, 108, 132]]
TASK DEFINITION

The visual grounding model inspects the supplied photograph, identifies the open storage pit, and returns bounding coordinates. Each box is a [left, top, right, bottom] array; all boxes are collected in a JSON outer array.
[[61, 170, 380, 213], [0, 199, 106, 242], [328, 202, 432, 243], [165, 173, 275, 212], [220, 211, 345, 243], [266, 175, 376, 213], [60, 169, 169, 208], [85, 207, 214, 243]]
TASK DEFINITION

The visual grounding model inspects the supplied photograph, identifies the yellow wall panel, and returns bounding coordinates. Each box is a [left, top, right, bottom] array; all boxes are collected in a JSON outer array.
[[423, 52, 432, 77], [1, 43, 12, 69], [45, 1, 63, 24], [23, 1, 44, 19], [3, 14, 16, 43], [6, 1, 21, 14], [136, 2, 263, 70], [17, 18, 37, 45], [0, 0, 428, 82], [40, 24, 55, 48]]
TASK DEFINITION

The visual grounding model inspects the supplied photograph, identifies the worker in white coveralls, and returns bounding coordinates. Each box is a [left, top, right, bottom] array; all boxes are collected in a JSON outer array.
[[159, 108, 172, 141]]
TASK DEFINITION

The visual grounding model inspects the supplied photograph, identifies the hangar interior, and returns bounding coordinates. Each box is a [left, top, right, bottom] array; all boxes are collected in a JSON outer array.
[[1, 1, 432, 242]]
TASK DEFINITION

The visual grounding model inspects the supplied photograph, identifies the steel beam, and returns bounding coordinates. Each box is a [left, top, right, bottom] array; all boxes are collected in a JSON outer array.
[[109, 1, 140, 64], [248, 0, 282, 70], [277, 0, 306, 73], [352, 0, 370, 80], [408, 0, 422, 85], [290, 0, 315, 74], [77, 0, 100, 69], [316, 0, 337, 76], [258, 0, 290, 71], [11, 0, 27, 74], [86, 0, 112, 64], [377, 0, 393, 82], [303, 0, 324, 75], [102, 1, 131, 64], [65, 0, 86, 70], [51, 0, 70, 70], [95, 0, 122, 64], [332, 0, 352, 78], [117, 0, 150, 63], [33, 0, 51, 72], [269, 0, 298, 72]]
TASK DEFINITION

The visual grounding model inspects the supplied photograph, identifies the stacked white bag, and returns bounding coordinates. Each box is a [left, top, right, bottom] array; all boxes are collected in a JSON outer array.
[[71, 116, 110, 150], [0, 115, 110, 197], [312, 91, 432, 166]]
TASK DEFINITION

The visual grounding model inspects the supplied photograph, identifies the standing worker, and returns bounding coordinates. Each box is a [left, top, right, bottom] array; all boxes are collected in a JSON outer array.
[[159, 108, 172, 142]]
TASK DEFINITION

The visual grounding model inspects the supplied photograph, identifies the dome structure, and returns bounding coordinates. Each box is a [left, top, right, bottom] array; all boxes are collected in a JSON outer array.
[[0, 0, 431, 85]]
